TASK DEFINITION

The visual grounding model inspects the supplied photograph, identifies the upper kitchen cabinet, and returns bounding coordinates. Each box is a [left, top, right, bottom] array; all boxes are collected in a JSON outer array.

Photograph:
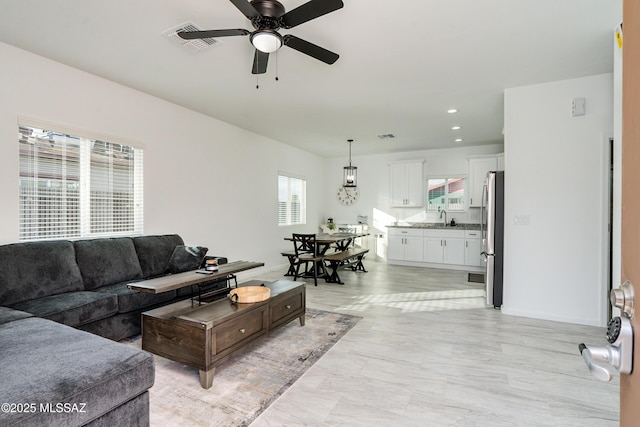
[[389, 160, 424, 207], [468, 155, 498, 207]]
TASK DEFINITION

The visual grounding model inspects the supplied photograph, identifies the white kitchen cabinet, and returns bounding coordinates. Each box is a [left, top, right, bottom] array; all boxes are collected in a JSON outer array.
[[388, 228, 424, 262], [468, 156, 498, 207], [389, 160, 424, 207], [444, 238, 465, 264], [464, 230, 483, 267], [423, 229, 465, 265], [423, 236, 444, 263]]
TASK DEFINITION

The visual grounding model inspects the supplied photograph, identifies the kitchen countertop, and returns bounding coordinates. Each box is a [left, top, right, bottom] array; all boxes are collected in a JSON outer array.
[[387, 223, 481, 230]]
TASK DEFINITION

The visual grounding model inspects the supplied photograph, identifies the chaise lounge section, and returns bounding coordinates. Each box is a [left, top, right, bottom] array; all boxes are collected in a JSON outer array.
[[0, 233, 227, 426], [0, 306, 155, 426]]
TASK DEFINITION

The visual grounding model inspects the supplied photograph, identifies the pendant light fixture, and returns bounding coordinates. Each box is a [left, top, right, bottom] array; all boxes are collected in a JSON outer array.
[[343, 139, 357, 188]]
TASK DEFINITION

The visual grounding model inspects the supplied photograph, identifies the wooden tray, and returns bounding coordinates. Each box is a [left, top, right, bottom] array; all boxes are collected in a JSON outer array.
[[229, 286, 271, 303]]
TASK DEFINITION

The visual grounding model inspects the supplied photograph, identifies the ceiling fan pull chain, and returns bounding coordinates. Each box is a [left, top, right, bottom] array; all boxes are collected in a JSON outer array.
[[275, 51, 279, 82], [256, 73, 259, 89]]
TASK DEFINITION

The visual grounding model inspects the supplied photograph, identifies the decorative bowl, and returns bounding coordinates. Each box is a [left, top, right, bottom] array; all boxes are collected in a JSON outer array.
[[229, 286, 271, 304]]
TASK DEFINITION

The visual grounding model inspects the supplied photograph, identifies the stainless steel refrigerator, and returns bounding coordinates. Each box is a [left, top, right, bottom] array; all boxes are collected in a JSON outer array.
[[481, 171, 504, 308]]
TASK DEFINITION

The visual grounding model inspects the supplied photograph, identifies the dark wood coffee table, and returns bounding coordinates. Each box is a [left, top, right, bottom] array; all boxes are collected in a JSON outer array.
[[141, 280, 305, 389]]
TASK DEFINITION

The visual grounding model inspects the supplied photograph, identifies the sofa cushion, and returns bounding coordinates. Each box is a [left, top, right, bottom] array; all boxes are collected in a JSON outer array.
[[133, 234, 184, 278], [84, 392, 150, 427], [0, 240, 84, 306], [0, 317, 154, 426], [0, 306, 33, 325], [10, 291, 118, 327], [94, 283, 177, 313], [75, 238, 144, 290], [166, 245, 208, 273]]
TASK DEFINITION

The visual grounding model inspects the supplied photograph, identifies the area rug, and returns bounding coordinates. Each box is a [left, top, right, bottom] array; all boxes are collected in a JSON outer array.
[[468, 272, 485, 283], [122, 308, 361, 427]]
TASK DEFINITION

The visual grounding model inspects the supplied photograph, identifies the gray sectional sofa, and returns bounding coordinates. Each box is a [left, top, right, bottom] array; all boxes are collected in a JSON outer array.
[[0, 234, 225, 426], [0, 307, 155, 426]]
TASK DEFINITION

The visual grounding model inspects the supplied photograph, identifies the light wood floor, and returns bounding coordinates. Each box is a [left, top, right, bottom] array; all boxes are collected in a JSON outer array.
[[249, 258, 618, 426]]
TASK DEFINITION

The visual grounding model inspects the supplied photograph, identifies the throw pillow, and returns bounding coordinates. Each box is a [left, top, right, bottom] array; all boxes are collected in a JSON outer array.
[[166, 245, 208, 274]]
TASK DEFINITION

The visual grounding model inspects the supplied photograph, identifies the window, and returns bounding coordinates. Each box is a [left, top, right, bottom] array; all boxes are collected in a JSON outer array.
[[426, 177, 466, 212], [19, 122, 143, 241], [278, 173, 306, 226]]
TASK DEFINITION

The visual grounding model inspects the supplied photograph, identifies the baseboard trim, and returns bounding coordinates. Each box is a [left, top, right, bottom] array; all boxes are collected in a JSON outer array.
[[388, 260, 484, 272], [501, 306, 605, 327]]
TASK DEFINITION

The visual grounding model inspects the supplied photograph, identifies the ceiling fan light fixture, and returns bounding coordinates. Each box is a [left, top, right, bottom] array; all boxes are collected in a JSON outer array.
[[251, 30, 282, 53]]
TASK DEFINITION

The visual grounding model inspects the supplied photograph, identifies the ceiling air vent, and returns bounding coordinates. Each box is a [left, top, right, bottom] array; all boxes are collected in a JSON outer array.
[[163, 22, 221, 52], [377, 134, 396, 140]]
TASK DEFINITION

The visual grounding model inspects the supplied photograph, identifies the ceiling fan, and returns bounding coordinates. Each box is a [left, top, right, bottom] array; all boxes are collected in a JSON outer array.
[[178, 0, 343, 74]]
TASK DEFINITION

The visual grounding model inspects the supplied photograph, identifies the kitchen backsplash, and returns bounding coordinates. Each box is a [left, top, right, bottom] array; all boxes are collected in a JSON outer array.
[[390, 206, 482, 226]]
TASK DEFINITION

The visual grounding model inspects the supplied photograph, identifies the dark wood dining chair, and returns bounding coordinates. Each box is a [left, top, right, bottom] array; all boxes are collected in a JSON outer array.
[[291, 233, 325, 286]]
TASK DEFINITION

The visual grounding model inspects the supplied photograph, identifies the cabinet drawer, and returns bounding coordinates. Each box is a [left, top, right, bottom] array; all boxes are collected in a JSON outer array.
[[464, 230, 481, 239], [388, 228, 424, 237], [215, 305, 268, 354], [271, 292, 304, 325], [424, 229, 464, 238]]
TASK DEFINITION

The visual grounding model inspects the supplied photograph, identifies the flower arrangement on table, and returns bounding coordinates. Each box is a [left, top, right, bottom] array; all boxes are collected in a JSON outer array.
[[324, 218, 337, 234]]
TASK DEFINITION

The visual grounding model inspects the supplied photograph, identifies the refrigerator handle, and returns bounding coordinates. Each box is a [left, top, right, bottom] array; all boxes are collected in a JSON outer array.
[[485, 172, 496, 255], [480, 179, 487, 237]]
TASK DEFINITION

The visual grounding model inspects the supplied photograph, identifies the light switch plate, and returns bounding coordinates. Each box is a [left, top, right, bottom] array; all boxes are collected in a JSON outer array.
[[572, 97, 586, 116]]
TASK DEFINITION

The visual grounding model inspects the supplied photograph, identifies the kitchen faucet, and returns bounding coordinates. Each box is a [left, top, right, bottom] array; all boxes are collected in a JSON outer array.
[[440, 209, 447, 226]]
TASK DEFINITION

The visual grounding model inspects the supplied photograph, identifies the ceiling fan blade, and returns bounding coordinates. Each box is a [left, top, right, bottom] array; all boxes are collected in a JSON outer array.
[[280, 0, 344, 29], [283, 35, 339, 64], [252, 49, 269, 74], [229, 0, 261, 19], [178, 29, 250, 39]]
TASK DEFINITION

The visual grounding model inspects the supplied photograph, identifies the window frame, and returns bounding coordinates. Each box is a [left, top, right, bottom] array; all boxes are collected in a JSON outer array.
[[18, 118, 144, 242], [425, 176, 467, 213], [278, 172, 307, 226]]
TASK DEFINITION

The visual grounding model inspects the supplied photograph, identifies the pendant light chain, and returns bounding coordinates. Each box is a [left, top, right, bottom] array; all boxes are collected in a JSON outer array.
[[349, 139, 352, 167], [256, 53, 260, 89]]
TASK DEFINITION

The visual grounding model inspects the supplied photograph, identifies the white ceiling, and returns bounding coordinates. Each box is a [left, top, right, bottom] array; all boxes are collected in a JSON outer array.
[[0, 0, 621, 158]]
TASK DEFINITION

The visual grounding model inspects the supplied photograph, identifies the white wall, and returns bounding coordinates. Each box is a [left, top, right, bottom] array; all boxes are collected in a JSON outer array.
[[503, 73, 613, 327], [0, 41, 325, 274]]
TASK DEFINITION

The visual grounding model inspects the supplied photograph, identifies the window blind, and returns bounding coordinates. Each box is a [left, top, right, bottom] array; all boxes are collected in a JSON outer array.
[[18, 124, 143, 241], [278, 173, 306, 226]]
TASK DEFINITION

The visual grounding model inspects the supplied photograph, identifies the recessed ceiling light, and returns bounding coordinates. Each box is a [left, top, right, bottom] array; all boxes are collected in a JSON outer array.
[[452, 126, 461, 130], [447, 109, 458, 114], [454, 138, 463, 143]]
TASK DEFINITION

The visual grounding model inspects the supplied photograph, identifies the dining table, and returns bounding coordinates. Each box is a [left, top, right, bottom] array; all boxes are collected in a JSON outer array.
[[284, 232, 370, 255], [282, 232, 370, 282]]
